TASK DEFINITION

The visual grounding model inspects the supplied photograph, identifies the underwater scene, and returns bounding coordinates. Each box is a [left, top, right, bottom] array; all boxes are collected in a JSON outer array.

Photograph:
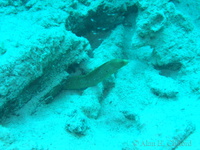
[[0, 0, 200, 149]]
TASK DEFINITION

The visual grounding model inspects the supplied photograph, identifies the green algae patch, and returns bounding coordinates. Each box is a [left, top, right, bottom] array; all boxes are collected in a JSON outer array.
[[63, 59, 129, 90]]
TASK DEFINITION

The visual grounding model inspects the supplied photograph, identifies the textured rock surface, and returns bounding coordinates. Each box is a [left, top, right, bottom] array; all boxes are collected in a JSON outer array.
[[0, 0, 200, 149], [0, 15, 90, 121], [132, 0, 199, 71], [65, 110, 89, 136], [146, 72, 179, 98], [65, 0, 137, 37]]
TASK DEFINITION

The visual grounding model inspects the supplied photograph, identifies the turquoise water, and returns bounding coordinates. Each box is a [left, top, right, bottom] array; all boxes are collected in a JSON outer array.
[[0, 0, 199, 149]]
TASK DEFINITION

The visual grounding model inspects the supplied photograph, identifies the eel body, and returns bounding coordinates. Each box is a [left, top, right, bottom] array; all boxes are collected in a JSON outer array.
[[63, 59, 128, 90]]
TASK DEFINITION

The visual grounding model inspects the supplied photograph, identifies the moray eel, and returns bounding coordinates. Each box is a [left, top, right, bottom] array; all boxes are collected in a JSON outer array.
[[63, 59, 129, 90]]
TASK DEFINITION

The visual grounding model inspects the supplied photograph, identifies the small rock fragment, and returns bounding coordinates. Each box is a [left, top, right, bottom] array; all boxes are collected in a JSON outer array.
[[147, 73, 179, 98], [65, 110, 89, 136]]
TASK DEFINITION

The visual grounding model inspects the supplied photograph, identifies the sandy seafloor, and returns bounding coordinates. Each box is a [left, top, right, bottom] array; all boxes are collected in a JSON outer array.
[[0, 0, 200, 150]]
